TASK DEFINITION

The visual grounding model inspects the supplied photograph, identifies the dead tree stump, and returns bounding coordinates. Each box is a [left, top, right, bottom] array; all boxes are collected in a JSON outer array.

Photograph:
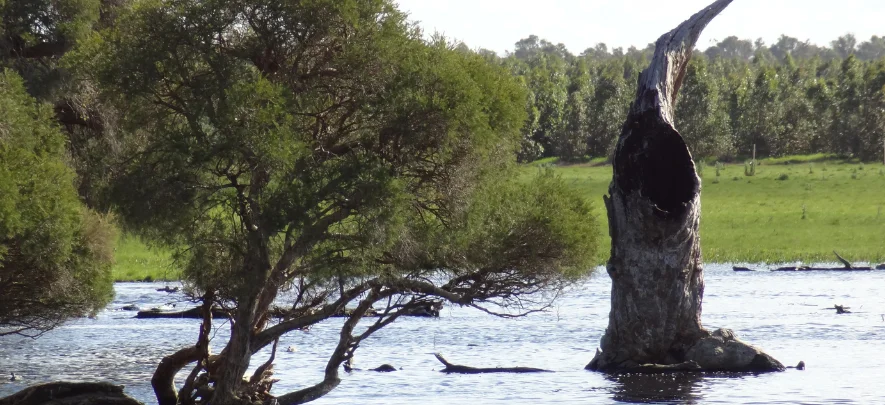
[[586, 0, 783, 373]]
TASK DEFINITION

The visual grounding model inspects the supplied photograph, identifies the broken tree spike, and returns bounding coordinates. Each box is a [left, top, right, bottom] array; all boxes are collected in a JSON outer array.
[[633, 0, 735, 125], [433, 353, 552, 374]]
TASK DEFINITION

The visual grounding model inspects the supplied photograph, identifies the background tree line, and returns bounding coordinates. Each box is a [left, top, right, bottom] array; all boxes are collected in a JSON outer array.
[[499, 34, 885, 163]]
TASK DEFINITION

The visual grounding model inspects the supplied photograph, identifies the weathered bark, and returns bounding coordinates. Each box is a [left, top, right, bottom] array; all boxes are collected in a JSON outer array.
[[152, 294, 213, 405], [433, 353, 552, 374], [0, 382, 142, 405], [587, 0, 783, 373], [152, 346, 202, 405]]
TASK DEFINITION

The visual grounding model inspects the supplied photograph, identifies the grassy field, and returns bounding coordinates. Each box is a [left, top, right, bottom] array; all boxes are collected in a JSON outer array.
[[112, 235, 177, 282], [524, 156, 885, 264], [111, 156, 885, 281]]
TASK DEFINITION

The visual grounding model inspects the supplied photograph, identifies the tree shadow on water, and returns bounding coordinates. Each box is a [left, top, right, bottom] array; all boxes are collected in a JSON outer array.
[[606, 372, 705, 404]]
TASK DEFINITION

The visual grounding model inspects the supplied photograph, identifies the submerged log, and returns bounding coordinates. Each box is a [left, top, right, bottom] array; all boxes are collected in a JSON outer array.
[[770, 266, 874, 272], [734, 253, 879, 272], [586, 0, 783, 374], [136, 307, 230, 319], [433, 353, 552, 374], [0, 382, 143, 405]]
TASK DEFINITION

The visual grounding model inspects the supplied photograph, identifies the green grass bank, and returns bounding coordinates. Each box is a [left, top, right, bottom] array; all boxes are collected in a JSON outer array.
[[111, 156, 885, 281], [524, 157, 885, 264], [112, 235, 176, 282]]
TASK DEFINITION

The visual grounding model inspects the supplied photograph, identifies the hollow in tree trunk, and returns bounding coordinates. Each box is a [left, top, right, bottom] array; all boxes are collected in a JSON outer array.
[[586, 0, 783, 373]]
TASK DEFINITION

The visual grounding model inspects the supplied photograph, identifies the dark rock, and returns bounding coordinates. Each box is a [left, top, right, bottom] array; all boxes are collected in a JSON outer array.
[[0, 381, 143, 405], [405, 301, 443, 317], [120, 305, 140, 311], [370, 364, 397, 372], [877, 264, 885, 270], [685, 328, 785, 372], [156, 286, 180, 293], [732, 266, 753, 272]]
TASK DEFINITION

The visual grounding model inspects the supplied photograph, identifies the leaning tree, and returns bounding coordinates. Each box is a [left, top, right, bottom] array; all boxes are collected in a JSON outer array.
[[83, 1, 600, 404], [586, 0, 784, 372]]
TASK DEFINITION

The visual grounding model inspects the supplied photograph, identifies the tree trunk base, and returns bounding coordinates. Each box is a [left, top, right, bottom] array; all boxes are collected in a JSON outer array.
[[587, 328, 784, 373]]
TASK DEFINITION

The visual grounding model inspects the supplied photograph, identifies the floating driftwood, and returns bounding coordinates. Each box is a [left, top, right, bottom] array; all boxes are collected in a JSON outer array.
[[733, 251, 882, 272], [433, 353, 552, 374]]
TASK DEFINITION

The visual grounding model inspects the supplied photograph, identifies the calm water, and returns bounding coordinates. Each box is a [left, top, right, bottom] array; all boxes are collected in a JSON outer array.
[[2, 264, 884, 404]]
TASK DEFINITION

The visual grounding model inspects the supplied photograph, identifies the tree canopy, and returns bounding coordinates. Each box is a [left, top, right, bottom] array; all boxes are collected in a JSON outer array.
[[78, 0, 599, 403]]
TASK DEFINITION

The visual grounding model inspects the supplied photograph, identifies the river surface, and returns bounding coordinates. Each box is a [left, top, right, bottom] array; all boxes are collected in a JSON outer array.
[[2, 264, 884, 404]]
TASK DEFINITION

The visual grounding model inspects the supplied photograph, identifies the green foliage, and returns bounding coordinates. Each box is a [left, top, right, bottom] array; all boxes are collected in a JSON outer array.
[[454, 170, 599, 279], [676, 58, 731, 158], [0, 69, 114, 337], [1, 0, 125, 208], [0, 0, 100, 99]]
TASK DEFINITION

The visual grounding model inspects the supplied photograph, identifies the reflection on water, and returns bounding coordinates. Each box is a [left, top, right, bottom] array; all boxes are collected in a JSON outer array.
[[1, 263, 885, 404], [608, 373, 704, 404]]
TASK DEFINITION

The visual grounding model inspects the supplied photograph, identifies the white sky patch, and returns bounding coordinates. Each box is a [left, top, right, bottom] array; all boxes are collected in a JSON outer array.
[[395, 0, 884, 55]]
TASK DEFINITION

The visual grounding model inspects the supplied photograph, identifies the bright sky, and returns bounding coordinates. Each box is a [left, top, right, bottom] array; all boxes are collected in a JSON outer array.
[[394, 0, 884, 54]]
